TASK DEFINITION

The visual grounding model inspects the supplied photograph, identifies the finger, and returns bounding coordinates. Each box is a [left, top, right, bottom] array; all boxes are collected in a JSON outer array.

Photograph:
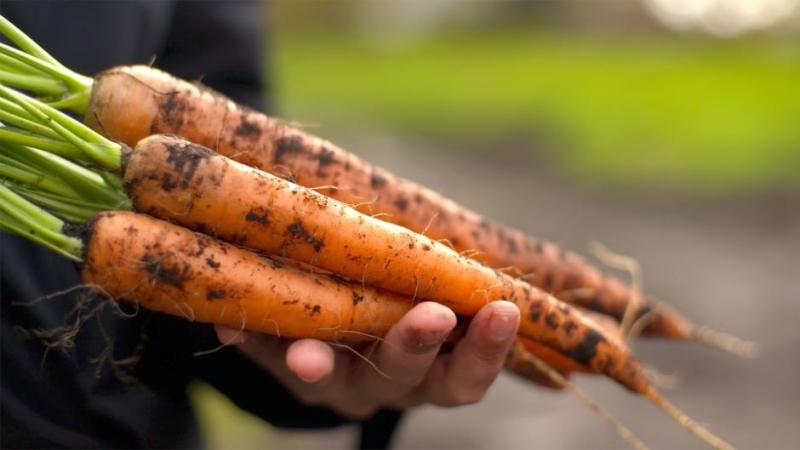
[[286, 338, 336, 384], [215, 325, 247, 345], [356, 301, 456, 403], [410, 300, 519, 407]]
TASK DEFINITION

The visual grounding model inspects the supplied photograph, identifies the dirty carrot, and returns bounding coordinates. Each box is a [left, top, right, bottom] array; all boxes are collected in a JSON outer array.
[[82, 211, 413, 342]]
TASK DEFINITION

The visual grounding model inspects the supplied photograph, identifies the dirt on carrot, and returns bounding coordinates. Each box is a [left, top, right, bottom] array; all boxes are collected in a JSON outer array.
[[81, 211, 412, 343]]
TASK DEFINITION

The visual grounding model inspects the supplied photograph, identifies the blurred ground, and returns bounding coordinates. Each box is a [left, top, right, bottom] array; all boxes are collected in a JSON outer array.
[[195, 129, 799, 450]]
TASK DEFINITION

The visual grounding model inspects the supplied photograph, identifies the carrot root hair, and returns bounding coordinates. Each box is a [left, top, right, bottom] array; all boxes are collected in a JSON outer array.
[[688, 325, 758, 359], [642, 364, 682, 390], [591, 243, 756, 358], [589, 242, 643, 337], [515, 343, 650, 450], [644, 387, 735, 450]]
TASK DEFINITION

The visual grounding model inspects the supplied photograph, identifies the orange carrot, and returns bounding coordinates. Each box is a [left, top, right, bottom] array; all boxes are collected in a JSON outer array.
[[120, 134, 649, 394], [81, 211, 412, 343], [85, 65, 694, 341]]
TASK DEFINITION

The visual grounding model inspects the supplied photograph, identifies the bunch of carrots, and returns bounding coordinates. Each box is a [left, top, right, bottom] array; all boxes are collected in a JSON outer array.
[[0, 16, 753, 449]]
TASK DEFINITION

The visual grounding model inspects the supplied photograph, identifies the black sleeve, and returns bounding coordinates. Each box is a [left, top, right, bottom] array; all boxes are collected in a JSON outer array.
[[156, 0, 270, 111]]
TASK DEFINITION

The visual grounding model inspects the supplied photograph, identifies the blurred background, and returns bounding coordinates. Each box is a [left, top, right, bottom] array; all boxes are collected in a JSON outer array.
[[194, 1, 800, 449]]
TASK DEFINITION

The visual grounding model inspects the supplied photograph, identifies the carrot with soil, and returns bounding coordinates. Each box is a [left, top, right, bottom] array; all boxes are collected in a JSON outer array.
[[0, 23, 752, 353]]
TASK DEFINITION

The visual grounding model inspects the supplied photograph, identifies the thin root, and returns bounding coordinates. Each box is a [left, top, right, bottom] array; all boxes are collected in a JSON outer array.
[[643, 364, 682, 390], [590, 242, 643, 338], [517, 346, 649, 450], [309, 184, 341, 192], [460, 248, 485, 259], [435, 238, 457, 251], [627, 308, 657, 340], [557, 287, 597, 301], [420, 212, 439, 238], [327, 342, 390, 380], [194, 306, 248, 357], [689, 326, 758, 359], [645, 387, 734, 450]]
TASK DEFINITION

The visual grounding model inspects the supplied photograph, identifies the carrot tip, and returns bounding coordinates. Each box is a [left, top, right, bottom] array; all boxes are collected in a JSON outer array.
[[689, 325, 758, 359], [643, 364, 682, 390], [645, 387, 735, 450]]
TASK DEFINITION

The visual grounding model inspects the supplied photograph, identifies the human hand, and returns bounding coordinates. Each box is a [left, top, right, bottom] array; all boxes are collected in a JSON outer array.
[[215, 300, 520, 419]]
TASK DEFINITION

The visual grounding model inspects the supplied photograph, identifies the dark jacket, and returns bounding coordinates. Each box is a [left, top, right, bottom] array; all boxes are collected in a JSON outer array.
[[0, 1, 400, 448]]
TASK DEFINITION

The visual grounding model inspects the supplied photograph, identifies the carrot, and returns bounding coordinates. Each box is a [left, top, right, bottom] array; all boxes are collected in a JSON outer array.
[[81, 65, 700, 342], [81, 211, 413, 342]]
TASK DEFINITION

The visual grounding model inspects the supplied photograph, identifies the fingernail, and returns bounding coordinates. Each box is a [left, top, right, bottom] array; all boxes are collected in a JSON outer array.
[[488, 309, 518, 343]]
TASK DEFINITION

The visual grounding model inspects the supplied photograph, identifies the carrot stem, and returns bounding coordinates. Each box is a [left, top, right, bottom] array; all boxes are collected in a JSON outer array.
[[0, 210, 79, 261], [0, 183, 82, 259], [0, 18, 93, 113], [0, 106, 64, 139], [0, 85, 120, 169], [0, 43, 90, 94], [0, 16, 64, 68], [0, 127, 89, 161], [0, 53, 49, 76], [1, 142, 127, 206], [14, 187, 114, 223], [0, 163, 78, 198], [0, 69, 65, 95]]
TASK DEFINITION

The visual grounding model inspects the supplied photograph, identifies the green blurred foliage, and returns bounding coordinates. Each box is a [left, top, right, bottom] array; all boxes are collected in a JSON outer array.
[[273, 27, 800, 193]]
